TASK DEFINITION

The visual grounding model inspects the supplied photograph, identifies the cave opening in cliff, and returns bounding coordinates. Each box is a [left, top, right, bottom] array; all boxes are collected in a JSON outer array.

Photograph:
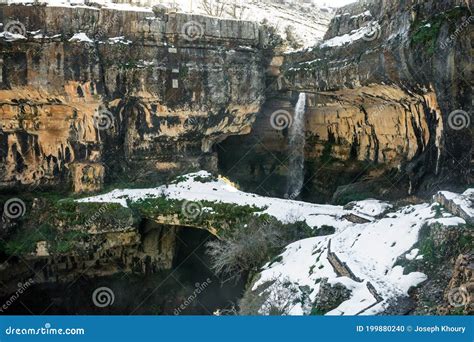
[[173, 226, 247, 315], [0, 222, 245, 315], [214, 135, 289, 199]]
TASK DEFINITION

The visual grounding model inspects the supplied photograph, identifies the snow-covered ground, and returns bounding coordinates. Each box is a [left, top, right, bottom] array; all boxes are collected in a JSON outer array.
[[1, 0, 339, 48], [207, 0, 334, 48], [79, 171, 471, 315], [320, 19, 380, 48], [1, 0, 374, 49], [254, 204, 462, 315], [79, 171, 374, 229]]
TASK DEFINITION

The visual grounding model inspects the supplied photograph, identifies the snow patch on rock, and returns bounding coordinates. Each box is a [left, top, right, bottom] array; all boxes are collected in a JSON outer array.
[[69, 32, 93, 43]]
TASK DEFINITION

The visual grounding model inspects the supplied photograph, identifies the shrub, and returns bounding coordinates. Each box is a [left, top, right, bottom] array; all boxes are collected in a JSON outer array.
[[206, 216, 314, 281], [239, 277, 312, 315]]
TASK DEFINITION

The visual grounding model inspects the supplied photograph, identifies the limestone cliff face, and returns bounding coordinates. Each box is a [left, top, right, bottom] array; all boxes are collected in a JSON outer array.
[[0, 1, 471, 201], [0, 5, 268, 192], [219, 0, 472, 202], [289, 0, 472, 194]]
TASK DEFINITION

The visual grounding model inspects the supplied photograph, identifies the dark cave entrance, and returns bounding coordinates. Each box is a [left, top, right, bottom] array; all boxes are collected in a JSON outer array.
[[0, 224, 246, 315], [172, 227, 246, 315], [214, 135, 289, 198]]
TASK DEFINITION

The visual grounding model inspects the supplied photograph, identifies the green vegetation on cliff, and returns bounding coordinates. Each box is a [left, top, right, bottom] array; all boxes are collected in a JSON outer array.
[[395, 220, 472, 277], [2, 199, 136, 256], [410, 6, 469, 55], [129, 196, 266, 236]]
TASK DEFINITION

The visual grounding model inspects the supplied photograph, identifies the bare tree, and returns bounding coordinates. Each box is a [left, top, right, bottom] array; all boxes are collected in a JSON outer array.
[[206, 217, 284, 281], [206, 216, 313, 282], [261, 278, 300, 315], [239, 277, 312, 315], [223, 0, 247, 19], [200, 0, 226, 17], [284, 25, 303, 49], [200, 0, 247, 19]]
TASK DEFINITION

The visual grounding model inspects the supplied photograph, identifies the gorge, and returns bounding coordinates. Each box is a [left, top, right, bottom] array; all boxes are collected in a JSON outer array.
[[0, 0, 472, 316]]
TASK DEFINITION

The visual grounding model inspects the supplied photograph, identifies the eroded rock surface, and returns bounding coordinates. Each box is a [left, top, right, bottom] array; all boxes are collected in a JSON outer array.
[[0, 5, 269, 191]]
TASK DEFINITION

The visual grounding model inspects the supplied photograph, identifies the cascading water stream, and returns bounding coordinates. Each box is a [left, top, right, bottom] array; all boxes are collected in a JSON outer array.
[[286, 92, 306, 199]]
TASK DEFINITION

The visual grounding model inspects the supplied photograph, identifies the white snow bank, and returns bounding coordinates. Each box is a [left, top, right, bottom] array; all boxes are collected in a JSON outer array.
[[102, 2, 152, 13], [78, 171, 350, 229], [350, 10, 372, 19], [33, 33, 62, 39], [0, 31, 27, 41], [320, 21, 381, 48], [405, 248, 419, 260], [427, 216, 466, 226], [347, 199, 391, 220], [69, 32, 93, 43], [108, 36, 132, 45]]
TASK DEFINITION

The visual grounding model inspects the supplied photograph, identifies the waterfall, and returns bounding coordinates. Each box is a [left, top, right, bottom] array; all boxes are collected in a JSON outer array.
[[286, 92, 306, 199]]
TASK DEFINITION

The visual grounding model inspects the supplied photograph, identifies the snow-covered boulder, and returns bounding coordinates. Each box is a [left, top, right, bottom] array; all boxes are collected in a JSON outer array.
[[433, 189, 474, 224]]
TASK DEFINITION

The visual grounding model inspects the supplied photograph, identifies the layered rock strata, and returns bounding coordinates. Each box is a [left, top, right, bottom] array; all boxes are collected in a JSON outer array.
[[0, 5, 269, 192]]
